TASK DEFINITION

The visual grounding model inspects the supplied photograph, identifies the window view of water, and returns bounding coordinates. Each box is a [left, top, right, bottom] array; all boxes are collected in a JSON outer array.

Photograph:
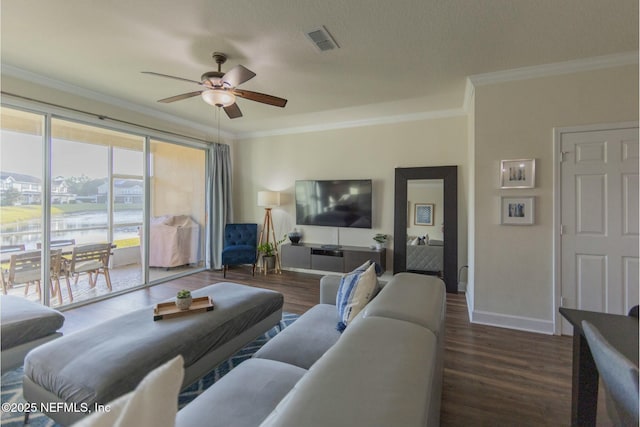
[[1, 208, 142, 248]]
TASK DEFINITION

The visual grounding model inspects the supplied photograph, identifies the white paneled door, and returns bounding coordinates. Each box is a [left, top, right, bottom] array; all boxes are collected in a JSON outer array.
[[559, 125, 639, 335]]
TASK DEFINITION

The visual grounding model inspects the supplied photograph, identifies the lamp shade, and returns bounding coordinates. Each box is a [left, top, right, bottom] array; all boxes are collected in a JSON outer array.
[[257, 191, 280, 207], [201, 89, 236, 107]]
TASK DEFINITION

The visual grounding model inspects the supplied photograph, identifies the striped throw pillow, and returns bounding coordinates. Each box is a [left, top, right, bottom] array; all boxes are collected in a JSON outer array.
[[336, 261, 378, 332]]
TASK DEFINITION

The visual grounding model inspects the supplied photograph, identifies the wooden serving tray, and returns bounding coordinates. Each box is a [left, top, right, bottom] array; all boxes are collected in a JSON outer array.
[[153, 296, 214, 321]]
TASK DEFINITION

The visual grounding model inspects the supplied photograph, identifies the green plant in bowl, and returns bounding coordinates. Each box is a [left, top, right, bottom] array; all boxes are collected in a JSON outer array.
[[176, 289, 193, 310]]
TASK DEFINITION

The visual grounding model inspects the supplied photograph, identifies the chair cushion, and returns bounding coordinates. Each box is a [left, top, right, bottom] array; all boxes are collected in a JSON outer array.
[[73, 260, 104, 273], [222, 245, 257, 264]]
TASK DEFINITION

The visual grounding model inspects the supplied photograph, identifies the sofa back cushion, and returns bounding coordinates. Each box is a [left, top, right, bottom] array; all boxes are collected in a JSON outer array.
[[361, 272, 445, 337]]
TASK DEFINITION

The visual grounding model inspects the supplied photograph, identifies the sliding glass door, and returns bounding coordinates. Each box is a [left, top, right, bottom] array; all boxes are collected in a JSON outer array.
[[148, 139, 206, 282], [0, 104, 209, 307], [50, 118, 145, 303], [0, 107, 45, 303]]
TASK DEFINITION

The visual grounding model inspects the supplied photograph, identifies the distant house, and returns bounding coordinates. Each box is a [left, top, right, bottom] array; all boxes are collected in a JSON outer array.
[[97, 179, 143, 204], [0, 172, 73, 204]]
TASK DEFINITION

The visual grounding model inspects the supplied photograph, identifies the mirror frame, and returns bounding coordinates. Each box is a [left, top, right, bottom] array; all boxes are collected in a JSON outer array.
[[394, 166, 458, 293]]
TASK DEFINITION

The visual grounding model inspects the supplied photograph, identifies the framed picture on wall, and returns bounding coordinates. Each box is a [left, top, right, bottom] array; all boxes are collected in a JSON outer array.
[[501, 196, 535, 225], [414, 203, 434, 226], [500, 159, 536, 188]]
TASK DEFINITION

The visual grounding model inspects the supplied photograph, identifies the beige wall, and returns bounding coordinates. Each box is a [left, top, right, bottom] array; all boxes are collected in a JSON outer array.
[[471, 64, 638, 333], [232, 116, 469, 272]]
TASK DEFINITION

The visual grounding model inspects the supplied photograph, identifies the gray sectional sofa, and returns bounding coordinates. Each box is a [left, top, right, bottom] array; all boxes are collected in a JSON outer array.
[[176, 272, 446, 427]]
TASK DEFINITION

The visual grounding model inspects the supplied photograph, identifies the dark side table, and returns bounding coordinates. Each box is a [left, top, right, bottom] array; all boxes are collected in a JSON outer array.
[[559, 307, 639, 427]]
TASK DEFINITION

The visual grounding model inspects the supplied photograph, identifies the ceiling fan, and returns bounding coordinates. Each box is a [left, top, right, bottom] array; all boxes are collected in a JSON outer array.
[[142, 52, 287, 119]]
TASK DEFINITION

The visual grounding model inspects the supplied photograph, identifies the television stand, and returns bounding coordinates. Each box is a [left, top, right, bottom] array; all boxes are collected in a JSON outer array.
[[281, 243, 386, 274]]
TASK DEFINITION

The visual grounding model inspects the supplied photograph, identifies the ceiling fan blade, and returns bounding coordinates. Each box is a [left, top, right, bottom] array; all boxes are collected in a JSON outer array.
[[222, 65, 256, 87], [142, 71, 203, 86], [223, 103, 243, 119], [233, 89, 287, 108], [157, 91, 203, 103]]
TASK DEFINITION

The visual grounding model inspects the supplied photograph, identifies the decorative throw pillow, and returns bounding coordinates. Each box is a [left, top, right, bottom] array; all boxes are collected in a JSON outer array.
[[72, 355, 184, 427], [336, 262, 378, 332]]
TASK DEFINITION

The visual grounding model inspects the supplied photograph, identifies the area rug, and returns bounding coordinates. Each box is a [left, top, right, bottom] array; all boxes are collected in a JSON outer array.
[[0, 312, 299, 427]]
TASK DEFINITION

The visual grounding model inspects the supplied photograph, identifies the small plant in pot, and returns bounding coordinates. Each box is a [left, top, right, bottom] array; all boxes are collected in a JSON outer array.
[[175, 289, 193, 310], [258, 242, 277, 270], [258, 235, 287, 270], [373, 233, 388, 250]]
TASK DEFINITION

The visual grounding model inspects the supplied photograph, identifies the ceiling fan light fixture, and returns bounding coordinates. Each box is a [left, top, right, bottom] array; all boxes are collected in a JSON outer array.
[[201, 89, 236, 107]]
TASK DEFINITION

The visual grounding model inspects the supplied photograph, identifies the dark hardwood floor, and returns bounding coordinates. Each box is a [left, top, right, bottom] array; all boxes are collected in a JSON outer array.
[[59, 267, 601, 426]]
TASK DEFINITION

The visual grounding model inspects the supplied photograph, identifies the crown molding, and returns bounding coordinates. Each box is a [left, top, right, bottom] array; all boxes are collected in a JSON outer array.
[[235, 108, 467, 140], [0, 64, 234, 140], [468, 51, 638, 87]]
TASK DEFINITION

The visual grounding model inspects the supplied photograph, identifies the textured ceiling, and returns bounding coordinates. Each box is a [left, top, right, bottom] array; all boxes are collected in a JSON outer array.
[[1, 0, 637, 137]]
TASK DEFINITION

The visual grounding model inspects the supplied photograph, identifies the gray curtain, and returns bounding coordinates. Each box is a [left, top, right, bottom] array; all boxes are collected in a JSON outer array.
[[206, 143, 232, 270]]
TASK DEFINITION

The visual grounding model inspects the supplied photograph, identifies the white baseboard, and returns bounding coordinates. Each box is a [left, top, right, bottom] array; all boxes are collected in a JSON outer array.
[[470, 309, 555, 335]]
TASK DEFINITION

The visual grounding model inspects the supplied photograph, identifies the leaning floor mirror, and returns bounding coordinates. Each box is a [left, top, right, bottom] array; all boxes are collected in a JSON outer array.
[[394, 166, 458, 293]]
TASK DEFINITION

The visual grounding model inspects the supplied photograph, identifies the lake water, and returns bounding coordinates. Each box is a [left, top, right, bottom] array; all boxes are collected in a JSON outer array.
[[1, 210, 142, 248]]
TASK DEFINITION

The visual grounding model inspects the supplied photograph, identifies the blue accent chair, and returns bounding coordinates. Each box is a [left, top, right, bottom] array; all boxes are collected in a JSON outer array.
[[221, 223, 258, 278]]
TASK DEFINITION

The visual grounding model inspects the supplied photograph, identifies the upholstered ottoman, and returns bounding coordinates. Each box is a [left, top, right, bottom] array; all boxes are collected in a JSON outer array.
[[23, 282, 283, 426], [0, 295, 65, 371]]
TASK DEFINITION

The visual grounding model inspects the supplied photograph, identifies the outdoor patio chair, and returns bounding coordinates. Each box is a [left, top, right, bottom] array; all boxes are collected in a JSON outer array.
[[2, 249, 65, 302], [65, 243, 112, 292], [23, 249, 67, 304], [0, 245, 26, 292], [3, 250, 41, 295]]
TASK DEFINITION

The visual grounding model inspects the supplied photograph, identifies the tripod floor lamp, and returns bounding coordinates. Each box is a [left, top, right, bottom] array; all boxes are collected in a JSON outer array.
[[257, 190, 281, 274]]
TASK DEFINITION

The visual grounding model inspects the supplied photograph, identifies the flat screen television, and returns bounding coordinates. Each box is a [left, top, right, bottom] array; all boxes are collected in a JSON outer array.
[[295, 179, 372, 228]]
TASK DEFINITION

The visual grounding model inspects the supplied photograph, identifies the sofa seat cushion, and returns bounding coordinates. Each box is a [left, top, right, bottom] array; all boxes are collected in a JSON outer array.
[[260, 316, 438, 427], [253, 304, 342, 369], [362, 272, 445, 336], [0, 295, 65, 350], [176, 359, 306, 427]]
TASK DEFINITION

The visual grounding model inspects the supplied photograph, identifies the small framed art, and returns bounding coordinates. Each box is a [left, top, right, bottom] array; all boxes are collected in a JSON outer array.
[[500, 159, 535, 189], [501, 196, 535, 225], [414, 203, 434, 226]]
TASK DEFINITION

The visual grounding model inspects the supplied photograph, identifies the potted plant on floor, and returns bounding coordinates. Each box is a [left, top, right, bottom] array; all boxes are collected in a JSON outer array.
[[258, 235, 287, 270], [175, 289, 192, 310]]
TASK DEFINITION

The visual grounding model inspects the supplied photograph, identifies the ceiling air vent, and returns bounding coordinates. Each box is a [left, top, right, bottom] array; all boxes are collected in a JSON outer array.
[[304, 26, 340, 52]]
